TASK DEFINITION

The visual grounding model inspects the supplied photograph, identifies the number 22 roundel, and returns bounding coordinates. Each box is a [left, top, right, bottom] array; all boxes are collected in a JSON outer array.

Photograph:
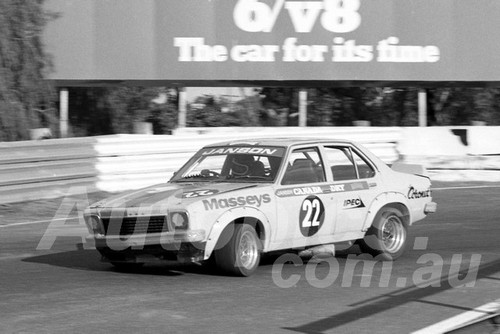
[[299, 195, 325, 237]]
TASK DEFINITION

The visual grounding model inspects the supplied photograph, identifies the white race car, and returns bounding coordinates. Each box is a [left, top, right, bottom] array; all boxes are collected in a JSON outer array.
[[84, 138, 436, 276]]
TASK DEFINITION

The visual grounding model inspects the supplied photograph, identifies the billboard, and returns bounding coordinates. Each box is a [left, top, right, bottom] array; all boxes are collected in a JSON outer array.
[[44, 0, 500, 85]]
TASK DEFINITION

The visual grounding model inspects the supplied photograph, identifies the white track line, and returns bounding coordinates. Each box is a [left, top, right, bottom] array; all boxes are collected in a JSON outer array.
[[412, 299, 500, 333], [0, 216, 80, 228], [433, 185, 500, 191]]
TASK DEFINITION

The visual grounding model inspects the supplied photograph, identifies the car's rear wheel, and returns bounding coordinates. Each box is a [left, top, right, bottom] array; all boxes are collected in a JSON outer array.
[[359, 207, 407, 261], [215, 224, 261, 276]]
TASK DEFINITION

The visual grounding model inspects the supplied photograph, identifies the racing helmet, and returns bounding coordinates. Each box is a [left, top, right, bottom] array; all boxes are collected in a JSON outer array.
[[230, 154, 255, 176]]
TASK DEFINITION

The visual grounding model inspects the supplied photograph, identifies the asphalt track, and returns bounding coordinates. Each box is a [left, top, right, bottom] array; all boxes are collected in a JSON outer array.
[[1, 181, 499, 334]]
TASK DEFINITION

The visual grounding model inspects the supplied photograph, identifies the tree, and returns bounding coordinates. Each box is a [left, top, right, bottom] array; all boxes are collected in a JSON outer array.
[[186, 94, 262, 127], [0, 0, 57, 141], [67, 87, 178, 136], [67, 88, 114, 137]]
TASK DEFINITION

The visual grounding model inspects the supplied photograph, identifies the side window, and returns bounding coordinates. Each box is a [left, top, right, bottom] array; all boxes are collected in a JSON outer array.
[[281, 148, 326, 185], [324, 147, 357, 181], [352, 150, 376, 179], [324, 146, 375, 181]]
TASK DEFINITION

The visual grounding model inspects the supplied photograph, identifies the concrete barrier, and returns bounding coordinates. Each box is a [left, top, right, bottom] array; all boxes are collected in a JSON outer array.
[[468, 126, 500, 155], [396, 126, 500, 170], [0, 127, 401, 203], [1, 126, 498, 204]]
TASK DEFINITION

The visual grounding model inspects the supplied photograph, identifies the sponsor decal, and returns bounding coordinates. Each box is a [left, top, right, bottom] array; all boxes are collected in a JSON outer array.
[[202, 194, 271, 210], [275, 188, 294, 197], [293, 186, 323, 196], [276, 181, 368, 197], [350, 182, 367, 191], [343, 197, 365, 209], [408, 186, 431, 199], [201, 147, 283, 156], [329, 184, 345, 192], [299, 196, 325, 237], [182, 189, 219, 198]]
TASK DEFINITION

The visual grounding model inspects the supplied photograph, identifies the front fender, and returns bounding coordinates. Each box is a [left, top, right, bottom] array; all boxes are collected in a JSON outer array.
[[203, 206, 271, 260], [361, 192, 411, 232]]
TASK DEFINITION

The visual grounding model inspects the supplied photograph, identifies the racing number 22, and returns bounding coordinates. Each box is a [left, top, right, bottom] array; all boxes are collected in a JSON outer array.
[[299, 195, 325, 237], [302, 197, 321, 227]]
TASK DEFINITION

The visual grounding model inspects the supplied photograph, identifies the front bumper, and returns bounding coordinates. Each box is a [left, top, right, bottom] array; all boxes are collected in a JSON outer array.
[[89, 229, 206, 247], [87, 229, 207, 264]]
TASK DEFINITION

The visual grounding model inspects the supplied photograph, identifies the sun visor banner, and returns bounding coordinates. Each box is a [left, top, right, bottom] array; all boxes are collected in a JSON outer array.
[[200, 147, 286, 157], [45, 0, 500, 82]]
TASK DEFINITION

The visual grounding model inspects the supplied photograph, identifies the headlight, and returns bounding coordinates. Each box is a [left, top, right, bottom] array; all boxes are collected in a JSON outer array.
[[169, 211, 189, 230], [85, 215, 104, 235]]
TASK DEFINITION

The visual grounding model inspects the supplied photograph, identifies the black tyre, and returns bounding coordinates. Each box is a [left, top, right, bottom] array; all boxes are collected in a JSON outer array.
[[214, 224, 261, 277], [359, 207, 407, 261]]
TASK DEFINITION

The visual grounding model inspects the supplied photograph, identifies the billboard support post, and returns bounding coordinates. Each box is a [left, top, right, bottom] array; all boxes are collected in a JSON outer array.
[[418, 89, 427, 127], [59, 88, 69, 138], [178, 87, 187, 128], [299, 89, 307, 127]]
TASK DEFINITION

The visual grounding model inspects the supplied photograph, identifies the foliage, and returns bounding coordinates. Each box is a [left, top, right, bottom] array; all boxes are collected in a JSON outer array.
[[430, 88, 500, 125], [67, 87, 178, 136], [259, 87, 500, 126], [0, 0, 57, 141], [66, 86, 500, 133], [187, 94, 261, 127]]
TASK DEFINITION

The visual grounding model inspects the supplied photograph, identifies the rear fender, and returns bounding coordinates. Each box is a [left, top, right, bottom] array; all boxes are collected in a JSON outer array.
[[361, 192, 411, 232], [203, 206, 271, 260], [391, 162, 429, 178]]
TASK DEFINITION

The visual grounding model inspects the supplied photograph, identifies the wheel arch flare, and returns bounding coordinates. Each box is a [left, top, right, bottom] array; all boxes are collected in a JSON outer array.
[[204, 206, 271, 260], [361, 192, 412, 232]]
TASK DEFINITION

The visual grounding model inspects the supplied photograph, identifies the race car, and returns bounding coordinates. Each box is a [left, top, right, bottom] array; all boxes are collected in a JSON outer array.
[[84, 138, 436, 276]]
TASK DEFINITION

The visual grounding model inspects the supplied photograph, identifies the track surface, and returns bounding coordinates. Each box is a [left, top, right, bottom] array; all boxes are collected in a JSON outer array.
[[1, 181, 499, 333]]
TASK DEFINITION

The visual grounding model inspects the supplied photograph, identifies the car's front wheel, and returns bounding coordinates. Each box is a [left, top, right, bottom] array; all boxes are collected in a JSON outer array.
[[215, 224, 261, 276], [359, 207, 407, 261]]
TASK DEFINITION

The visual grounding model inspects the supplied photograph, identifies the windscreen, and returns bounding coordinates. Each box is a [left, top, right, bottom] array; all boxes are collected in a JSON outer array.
[[171, 146, 286, 183]]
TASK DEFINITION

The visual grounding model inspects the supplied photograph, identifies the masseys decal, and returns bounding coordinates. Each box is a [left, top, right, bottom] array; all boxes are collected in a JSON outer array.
[[276, 181, 368, 197], [408, 186, 431, 199], [299, 195, 325, 237], [202, 194, 271, 210]]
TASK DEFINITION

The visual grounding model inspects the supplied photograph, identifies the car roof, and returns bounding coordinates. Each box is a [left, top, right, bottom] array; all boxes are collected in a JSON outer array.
[[203, 137, 355, 148]]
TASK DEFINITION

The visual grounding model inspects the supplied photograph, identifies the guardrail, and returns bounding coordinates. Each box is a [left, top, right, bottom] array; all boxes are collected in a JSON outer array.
[[0, 127, 401, 204]]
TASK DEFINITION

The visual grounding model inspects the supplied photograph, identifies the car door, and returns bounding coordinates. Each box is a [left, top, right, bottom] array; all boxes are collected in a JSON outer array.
[[272, 146, 337, 250], [322, 144, 380, 237]]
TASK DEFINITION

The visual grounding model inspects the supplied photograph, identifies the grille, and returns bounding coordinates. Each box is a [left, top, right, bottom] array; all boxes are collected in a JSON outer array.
[[102, 216, 169, 236]]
